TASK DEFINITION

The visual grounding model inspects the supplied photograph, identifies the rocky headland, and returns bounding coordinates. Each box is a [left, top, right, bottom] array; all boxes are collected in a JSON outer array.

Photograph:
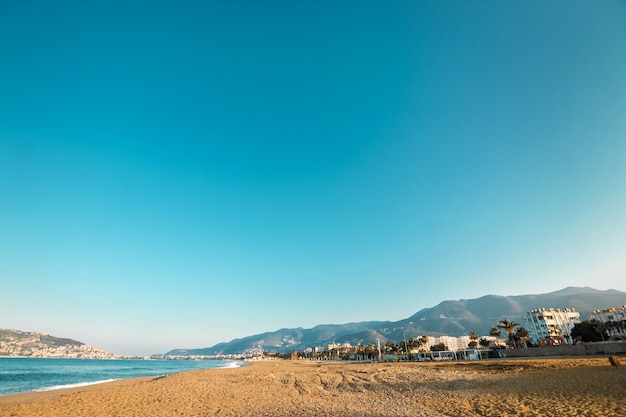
[[0, 329, 117, 359]]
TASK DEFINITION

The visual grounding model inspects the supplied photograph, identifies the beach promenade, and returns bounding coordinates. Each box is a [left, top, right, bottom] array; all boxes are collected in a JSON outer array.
[[1, 357, 624, 416]]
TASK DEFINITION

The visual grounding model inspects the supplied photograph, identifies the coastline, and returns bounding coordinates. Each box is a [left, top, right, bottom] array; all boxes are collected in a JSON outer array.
[[1, 357, 624, 416]]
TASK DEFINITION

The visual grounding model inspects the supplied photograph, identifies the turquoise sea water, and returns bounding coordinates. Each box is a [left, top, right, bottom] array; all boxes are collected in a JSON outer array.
[[0, 357, 244, 396]]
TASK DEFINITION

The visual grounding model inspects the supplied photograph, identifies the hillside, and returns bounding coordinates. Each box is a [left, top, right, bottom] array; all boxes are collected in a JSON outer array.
[[165, 287, 626, 356], [0, 329, 118, 358]]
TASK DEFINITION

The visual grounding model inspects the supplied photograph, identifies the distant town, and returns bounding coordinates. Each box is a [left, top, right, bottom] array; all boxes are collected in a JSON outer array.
[[0, 330, 118, 359]]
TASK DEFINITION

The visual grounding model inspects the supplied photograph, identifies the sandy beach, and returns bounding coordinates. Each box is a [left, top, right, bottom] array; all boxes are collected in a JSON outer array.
[[1, 356, 624, 417]]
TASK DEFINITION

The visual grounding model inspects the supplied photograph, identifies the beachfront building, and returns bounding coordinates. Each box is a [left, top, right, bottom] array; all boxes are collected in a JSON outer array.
[[424, 335, 498, 351], [438, 335, 469, 351], [590, 306, 626, 339], [423, 336, 460, 351], [523, 308, 580, 346]]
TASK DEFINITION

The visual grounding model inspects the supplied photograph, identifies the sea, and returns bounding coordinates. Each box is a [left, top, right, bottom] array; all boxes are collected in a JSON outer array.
[[0, 357, 245, 396]]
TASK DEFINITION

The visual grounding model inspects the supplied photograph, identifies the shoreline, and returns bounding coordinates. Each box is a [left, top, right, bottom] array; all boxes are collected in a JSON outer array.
[[1, 357, 624, 416], [0, 357, 246, 399], [0, 376, 155, 407]]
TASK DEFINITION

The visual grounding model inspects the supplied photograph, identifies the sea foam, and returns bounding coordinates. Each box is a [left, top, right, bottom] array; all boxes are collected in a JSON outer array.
[[36, 379, 119, 392]]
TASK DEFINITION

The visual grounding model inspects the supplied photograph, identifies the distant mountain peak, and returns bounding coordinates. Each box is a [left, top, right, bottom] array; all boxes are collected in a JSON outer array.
[[543, 286, 622, 297]]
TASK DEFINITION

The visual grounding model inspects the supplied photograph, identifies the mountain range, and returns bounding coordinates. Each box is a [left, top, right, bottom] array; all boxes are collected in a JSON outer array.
[[165, 287, 626, 356]]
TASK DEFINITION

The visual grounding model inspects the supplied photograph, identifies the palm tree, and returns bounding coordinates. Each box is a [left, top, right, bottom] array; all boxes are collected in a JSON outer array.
[[497, 319, 520, 347], [479, 338, 491, 348], [515, 326, 530, 348], [490, 326, 501, 338], [417, 336, 429, 351], [489, 326, 503, 348], [468, 331, 479, 348]]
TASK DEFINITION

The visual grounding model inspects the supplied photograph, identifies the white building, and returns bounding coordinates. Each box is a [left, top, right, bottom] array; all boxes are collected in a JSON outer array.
[[425, 335, 495, 351], [590, 306, 626, 338], [428, 336, 466, 351], [523, 308, 580, 345]]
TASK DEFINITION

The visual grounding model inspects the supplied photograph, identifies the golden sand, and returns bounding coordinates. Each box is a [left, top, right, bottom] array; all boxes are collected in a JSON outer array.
[[1, 357, 624, 416]]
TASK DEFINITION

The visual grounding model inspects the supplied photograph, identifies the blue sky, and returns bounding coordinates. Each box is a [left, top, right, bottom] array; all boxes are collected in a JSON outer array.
[[1, 1, 625, 356]]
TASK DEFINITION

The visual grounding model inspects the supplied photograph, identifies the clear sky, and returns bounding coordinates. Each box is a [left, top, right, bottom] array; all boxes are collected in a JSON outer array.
[[1, 1, 625, 356]]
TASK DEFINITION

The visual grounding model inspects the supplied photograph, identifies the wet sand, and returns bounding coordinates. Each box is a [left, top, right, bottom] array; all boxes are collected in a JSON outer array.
[[1, 356, 624, 416]]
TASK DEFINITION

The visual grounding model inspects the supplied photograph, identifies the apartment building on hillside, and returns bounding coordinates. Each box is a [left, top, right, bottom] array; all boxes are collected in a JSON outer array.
[[590, 306, 626, 339], [523, 308, 580, 345]]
